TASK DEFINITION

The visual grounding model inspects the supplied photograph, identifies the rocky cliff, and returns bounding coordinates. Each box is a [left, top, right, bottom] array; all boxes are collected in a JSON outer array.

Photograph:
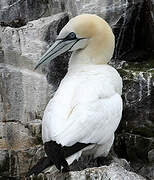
[[0, 0, 154, 179]]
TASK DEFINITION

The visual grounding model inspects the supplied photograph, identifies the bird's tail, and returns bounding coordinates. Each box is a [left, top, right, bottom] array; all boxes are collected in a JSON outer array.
[[26, 141, 91, 177]]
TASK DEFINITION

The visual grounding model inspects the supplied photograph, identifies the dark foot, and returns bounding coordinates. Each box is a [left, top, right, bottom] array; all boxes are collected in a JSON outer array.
[[44, 141, 69, 171], [27, 140, 91, 176]]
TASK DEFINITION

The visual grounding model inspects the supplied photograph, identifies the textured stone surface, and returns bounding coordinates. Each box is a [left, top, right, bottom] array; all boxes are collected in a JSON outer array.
[[113, 0, 154, 61], [0, 64, 51, 123], [0, 0, 132, 28], [116, 61, 154, 138], [0, 12, 69, 179], [0, 12, 69, 124], [0, 120, 42, 150], [0, 145, 44, 178], [0, 149, 9, 176], [0, 119, 43, 178], [0, 13, 68, 71], [148, 149, 154, 163], [114, 61, 154, 180], [30, 163, 145, 180], [0, 0, 66, 28], [63, 0, 128, 26]]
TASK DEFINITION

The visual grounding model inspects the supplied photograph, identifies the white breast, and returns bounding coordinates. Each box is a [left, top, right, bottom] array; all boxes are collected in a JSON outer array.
[[42, 64, 122, 161]]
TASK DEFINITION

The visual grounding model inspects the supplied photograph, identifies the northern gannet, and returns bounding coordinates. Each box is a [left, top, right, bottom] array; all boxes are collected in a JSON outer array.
[[27, 14, 123, 176]]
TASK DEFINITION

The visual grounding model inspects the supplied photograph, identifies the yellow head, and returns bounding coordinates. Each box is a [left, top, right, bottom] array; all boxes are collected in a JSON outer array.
[[35, 14, 115, 69]]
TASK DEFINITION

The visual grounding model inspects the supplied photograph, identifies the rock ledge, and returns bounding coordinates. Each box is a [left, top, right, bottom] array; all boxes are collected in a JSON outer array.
[[29, 163, 145, 180]]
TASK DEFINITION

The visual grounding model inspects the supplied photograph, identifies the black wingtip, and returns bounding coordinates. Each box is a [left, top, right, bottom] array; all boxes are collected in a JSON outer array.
[[26, 141, 91, 177], [26, 157, 52, 177]]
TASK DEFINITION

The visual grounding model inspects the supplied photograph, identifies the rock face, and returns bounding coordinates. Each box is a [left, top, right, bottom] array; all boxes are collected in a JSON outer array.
[[0, 0, 154, 179], [114, 61, 154, 180], [35, 163, 145, 180], [113, 0, 154, 61], [0, 13, 68, 71], [0, 0, 66, 28], [0, 0, 128, 27], [0, 13, 68, 178]]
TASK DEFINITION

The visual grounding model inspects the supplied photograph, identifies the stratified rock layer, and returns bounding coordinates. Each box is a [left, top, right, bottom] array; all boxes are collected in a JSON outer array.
[[114, 60, 154, 180], [0, 13, 68, 178], [0, 0, 66, 28]]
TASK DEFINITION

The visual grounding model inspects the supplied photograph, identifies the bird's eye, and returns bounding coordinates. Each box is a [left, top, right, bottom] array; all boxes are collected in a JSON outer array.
[[65, 32, 77, 40], [56, 32, 77, 41]]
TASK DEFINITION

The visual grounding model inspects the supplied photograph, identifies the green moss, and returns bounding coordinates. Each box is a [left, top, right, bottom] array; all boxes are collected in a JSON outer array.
[[121, 59, 154, 72], [117, 69, 134, 80], [117, 60, 154, 86]]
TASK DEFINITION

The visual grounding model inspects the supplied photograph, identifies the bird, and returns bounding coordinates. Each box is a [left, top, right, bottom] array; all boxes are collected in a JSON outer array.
[[27, 14, 123, 176]]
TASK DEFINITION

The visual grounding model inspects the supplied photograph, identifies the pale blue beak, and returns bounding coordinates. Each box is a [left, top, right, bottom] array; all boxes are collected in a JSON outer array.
[[34, 39, 78, 70]]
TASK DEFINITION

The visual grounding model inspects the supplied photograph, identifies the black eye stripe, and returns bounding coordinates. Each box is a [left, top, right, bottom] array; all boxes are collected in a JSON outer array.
[[56, 32, 77, 41], [56, 32, 86, 42]]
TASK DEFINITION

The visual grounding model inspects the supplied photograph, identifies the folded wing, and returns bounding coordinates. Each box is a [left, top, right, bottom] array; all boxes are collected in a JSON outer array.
[[42, 72, 122, 149]]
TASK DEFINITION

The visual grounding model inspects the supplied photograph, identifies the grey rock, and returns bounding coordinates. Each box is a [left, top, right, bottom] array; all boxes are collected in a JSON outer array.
[[0, 149, 9, 175], [111, 157, 131, 171], [117, 62, 154, 139], [0, 13, 69, 124], [0, 13, 69, 178], [115, 133, 154, 164], [0, 64, 52, 123], [26, 119, 42, 145], [64, 0, 128, 26], [148, 149, 154, 163], [3, 122, 31, 149], [114, 61, 154, 179], [0, 64, 24, 122], [0, 0, 66, 28], [0, 13, 68, 71], [0, 0, 130, 28], [0, 120, 42, 151], [36, 163, 145, 180], [139, 165, 154, 180], [0, 145, 44, 177], [113, 0, 154, 61]]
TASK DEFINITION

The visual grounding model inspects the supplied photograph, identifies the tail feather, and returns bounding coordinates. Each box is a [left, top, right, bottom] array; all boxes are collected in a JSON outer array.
[[26, 157, 52, 177], [26, 141, 91, 177]]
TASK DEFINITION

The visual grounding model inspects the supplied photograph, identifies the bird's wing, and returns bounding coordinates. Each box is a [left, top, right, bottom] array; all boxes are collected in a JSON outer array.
[[42, 75, 122, 147]]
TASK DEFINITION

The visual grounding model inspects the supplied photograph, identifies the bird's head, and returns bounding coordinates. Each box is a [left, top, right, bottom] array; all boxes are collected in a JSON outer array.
[[35, 14, 115, 69]]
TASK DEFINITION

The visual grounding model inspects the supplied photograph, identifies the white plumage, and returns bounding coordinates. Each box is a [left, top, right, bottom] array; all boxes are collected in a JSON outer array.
[[42, 64, 122, 164], [37, 14, 123, 169]]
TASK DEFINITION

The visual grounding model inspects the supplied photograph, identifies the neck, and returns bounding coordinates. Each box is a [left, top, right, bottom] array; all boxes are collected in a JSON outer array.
[[69, 28, 114, 69], [69, 51, 93, 66], [68, 51, 106, 74], [68, 46, 112, 69]]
